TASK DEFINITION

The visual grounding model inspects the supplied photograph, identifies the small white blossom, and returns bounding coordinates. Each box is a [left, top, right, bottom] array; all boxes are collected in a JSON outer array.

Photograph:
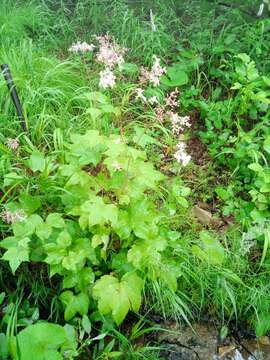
[[135, 88, 147, 102], [149, 96, 158, 105], [168, 112, 191, 135], [111, 161, 122, 171], [6, 138, 19, 150], [99, 68, 116, 89], [139, 55, 166, 87], [69, 41, 95, 53], [1, 209, 27, 224], [174, 142, 191, 166], [113, 138, 122, 145]]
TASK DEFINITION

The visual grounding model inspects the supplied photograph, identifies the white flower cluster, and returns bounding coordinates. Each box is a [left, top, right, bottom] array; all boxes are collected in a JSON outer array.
[[168, 113, 191, 135], [69, 35, 127, 89], [96, 35, 126, 69], [140, 55, 166, 87], [6, 138, 19, 151], [99, 68, 116, 89], [1, 209, 27, 224], [135, 88, 158, 105], [96, 35, 127, 89], [69, 41, 95, 53], [174, 142, 191, 166]]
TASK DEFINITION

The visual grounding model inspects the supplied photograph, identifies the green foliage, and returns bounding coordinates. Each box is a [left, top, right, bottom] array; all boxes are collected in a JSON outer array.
[[0, 128, 183, 329], [10, 322, 77, 360]]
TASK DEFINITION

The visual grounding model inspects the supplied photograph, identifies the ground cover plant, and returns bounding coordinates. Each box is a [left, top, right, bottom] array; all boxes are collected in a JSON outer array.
[[0, 0, 270, 359]]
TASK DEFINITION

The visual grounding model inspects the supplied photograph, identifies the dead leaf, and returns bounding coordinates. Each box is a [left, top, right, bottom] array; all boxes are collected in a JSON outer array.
[[193, 205, 212, 225], [218, 345, 236, 357]]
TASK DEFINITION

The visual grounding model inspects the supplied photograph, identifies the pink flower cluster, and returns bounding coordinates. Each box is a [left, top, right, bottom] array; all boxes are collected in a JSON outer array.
[[1, 209, 27, 224], [6, 138, 19, 151], [69, 41, 95, 53]]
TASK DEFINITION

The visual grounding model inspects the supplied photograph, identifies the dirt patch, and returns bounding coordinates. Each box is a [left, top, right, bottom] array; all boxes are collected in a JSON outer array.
[[187, 136, 211, 166]]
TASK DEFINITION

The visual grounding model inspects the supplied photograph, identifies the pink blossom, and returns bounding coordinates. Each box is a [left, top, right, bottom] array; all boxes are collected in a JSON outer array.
[[1, 209, 27, 224], [166, 89, 179, 108], [6, 138, 19, 151], [155, 106, 165, 123]]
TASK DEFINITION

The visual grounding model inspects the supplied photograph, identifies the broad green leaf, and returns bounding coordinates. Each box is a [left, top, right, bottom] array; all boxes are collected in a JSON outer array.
[[93, 273, 143, 325], [0, 333, 8, 359], [82, 315, 91, 334], [46, 213, 65, 228], [28, 152, 46, 172], [74, 197, 118, 229], [63, 267, 95, 291], [19, 193, 41, 214], [60, 291, 89, 321], [160, 64, 188, 87], [248, 163, 264, 173], [11, 322, 76, 360]]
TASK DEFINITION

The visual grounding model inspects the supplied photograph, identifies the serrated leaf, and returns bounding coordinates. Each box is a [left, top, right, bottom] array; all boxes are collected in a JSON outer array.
[[2, 238, 30, 274]]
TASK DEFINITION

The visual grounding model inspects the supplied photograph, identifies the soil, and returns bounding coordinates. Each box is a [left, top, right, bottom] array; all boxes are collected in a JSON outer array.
[[156, 322, 270, 360]]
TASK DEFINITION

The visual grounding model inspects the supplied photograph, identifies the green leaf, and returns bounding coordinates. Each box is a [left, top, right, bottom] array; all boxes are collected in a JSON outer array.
[[248, 163, 264, 173], [0, 333, 8, 359], [132, 126, 160, 148], [263, 135, 270, 154], [192, 230, 225, 265], [46, 213, 65, 228], [120, 63, 139, 76], [82, 315, 91, 334], [19, 193, 41, 214], [2, 238, 30, 274], [93, 273, 143, 325], [160, 64, 188, 87], [63, 268, 95, 292], [28, 152, 46, 172], [60, 291, 89, 321], [73, 196, 118, 229], [12, 322, 76, 360]]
